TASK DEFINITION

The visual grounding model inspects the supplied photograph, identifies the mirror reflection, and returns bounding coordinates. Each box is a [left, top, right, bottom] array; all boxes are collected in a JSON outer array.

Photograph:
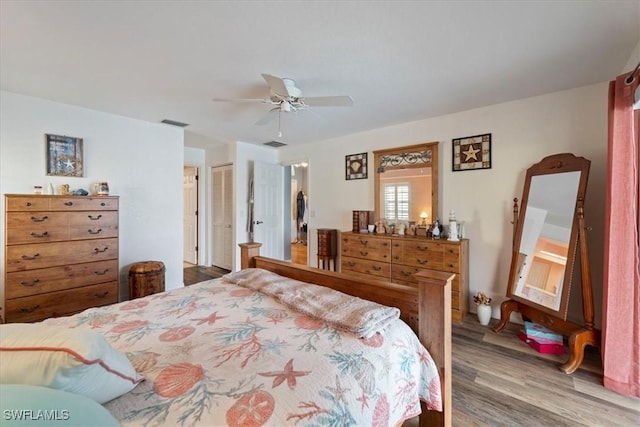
[[512, 171, 580, 311], [379, 167, 432, 224]]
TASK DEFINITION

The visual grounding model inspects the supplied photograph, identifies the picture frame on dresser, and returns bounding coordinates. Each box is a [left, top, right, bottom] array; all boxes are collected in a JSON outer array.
[[45, 134, 84, 177]]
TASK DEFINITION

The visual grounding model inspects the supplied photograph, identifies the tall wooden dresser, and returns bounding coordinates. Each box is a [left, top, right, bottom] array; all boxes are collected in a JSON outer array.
[[4, 194, 119, 323], [340, 231, 469, 323]]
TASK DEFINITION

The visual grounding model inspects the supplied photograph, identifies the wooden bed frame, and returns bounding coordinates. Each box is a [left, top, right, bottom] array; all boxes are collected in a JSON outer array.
[[240, 243, 453, 427]]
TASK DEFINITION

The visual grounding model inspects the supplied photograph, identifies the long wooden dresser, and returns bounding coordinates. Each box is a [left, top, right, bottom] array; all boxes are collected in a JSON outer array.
[[4, 194, 119, 323], [340, 231, 469, 323]]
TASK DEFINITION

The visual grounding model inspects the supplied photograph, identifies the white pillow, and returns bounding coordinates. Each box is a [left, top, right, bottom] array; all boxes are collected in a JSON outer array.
[[0, 324, 143, 403]]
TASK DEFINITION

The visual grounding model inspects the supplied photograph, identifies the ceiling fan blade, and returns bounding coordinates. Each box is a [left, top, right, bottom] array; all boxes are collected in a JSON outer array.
[[262, 74, 290, 97], [255, 109, 278, 126], [303, 96, 354, 107], [212, 98, 267, 103]]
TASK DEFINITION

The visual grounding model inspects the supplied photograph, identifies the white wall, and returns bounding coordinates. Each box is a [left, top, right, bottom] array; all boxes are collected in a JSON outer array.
[[278, 82, 608, 324], [0, 91, 184, 306]]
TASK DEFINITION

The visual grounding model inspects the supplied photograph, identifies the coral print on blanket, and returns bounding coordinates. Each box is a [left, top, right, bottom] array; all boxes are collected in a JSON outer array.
[[43, 269, 441, 426]]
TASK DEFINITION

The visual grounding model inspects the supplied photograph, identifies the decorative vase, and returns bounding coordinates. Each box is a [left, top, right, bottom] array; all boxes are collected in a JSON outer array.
[[477, 304, 492, 326]]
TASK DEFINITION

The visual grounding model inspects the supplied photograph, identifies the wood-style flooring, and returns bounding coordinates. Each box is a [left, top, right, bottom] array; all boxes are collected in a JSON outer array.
[[183, 264, 230, 285], [182, 265, 640, 426]]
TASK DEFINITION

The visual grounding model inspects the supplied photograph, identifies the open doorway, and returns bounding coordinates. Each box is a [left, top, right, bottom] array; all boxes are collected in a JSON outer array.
[[290, 162, 308, 266], [183, 166, 199, 266]]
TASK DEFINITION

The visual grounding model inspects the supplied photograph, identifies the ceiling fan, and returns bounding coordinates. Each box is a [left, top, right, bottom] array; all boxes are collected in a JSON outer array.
[[213, 74, 354, 130]]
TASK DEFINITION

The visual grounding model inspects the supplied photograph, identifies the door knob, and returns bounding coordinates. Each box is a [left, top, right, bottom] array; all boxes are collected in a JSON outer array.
[[255, 220, 263, 225]]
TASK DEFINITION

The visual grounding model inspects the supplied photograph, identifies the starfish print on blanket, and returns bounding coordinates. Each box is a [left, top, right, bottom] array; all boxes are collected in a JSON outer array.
[[259, 358, 310, 390]]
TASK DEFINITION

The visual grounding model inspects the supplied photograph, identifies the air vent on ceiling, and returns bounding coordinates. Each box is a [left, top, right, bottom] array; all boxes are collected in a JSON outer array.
[[161, 119, 189, 128], [264, 141, 287, 148]]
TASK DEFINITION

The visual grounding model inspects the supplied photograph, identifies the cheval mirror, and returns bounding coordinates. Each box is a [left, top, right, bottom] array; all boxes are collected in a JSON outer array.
[[373, 142, 439, 226], [493, 153, 599, 374]]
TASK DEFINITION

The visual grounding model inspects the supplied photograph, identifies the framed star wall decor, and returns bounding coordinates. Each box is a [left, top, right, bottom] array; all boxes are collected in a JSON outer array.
[[345, 152, 368, 180], [45, 134, 84, 177], [452, 133, 491, 172]]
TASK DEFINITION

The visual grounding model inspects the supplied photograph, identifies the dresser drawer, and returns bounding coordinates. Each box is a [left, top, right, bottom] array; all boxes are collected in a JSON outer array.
[[6, 238, 118, 272], [5, 281, 118, 323], [49, 197, 118, 211], [341, 235, 391, 262], [341, 256, 390, 279], [5, 212, 69, 244], [5, 260, 118, 299], [69, 211, 119, 240], [391, 264, 420, 286], [393, 240, 445, 268], [5, 196, 50, 212]]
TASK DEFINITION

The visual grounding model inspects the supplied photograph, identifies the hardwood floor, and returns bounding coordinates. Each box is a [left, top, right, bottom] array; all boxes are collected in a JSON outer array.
[[183, 265, 229, 285], [449, 319, 639, 426], [182, 265, 640, 426]]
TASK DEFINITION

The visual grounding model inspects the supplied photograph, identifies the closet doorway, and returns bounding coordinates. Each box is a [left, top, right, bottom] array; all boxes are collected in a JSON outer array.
[[212, 164, 233, 270], [183, 166, 199, 265], [290, 162, 308, 266]]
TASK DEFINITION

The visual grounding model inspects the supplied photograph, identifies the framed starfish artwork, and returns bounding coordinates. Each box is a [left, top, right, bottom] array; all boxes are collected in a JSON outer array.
[[345, 152, 368, 180], [45, 134, 84, 177], [452, 133, 491, 172]]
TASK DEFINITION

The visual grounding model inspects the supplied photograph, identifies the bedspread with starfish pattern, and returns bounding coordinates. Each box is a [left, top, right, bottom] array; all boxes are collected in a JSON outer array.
[[43, 274, 442, 426]]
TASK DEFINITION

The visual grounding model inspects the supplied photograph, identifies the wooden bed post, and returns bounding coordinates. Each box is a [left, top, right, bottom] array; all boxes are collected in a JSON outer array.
[[416, 270, 454, 427], [239, 242, 262, 269]]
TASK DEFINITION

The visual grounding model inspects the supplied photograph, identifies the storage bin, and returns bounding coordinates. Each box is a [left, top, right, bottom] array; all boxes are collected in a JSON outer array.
[[128, 261, 165, 299]]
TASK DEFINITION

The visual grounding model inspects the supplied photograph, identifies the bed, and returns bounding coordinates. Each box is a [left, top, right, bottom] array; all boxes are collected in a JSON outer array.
[[0, 243, 453, 427]]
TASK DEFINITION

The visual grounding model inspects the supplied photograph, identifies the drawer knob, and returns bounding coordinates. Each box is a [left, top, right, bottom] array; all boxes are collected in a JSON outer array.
[[94, 291, 110, 298], [359, 239, 368, 246], [88, 228, 103, 235], [64, 202, 74, 206], [100, 202, 106, 206], [417, 259, 428, 265], [21, 253, 40, 260], [449, 263, 455, 268], [25, 202, 32, 207], [30, 216, 49, 222], [94, 247, 109, 254], [30, 231, 49, 238], [20, 279, 40, 287], [401, 271, 412, 277], [418, 245, 429, 251], [359, 251, 368, 256], [88, 214, 103, 220], [372, 265, 381, 271], [20, 304, 40, 313], [347, 261, 356, 267], [94, 269, 110, 275]]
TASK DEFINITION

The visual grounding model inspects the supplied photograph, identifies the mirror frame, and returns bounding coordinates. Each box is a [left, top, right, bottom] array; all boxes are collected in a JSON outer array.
[[373, 141, 439, 224], [506, 153, 590, 320]]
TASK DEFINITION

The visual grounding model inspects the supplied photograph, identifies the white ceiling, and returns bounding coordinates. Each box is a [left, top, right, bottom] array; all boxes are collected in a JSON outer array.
[[1, 1, 638, 148]]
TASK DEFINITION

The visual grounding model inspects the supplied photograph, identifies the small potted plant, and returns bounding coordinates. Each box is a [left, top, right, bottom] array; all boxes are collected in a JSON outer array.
[[474, 292, 492, 325]]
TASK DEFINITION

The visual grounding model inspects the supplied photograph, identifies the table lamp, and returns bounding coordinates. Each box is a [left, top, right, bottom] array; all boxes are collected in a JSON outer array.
[[420, 211, 428, 226]]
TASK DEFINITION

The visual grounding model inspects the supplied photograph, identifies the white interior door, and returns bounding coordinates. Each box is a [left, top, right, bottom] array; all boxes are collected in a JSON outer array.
[[183, 166, 198, 264], [254, 161, 284, 260], [213, 165, 233, 270]]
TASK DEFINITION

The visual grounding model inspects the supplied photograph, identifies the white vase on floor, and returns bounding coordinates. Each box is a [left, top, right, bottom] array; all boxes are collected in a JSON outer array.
[[477, 304, 492, 326]]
